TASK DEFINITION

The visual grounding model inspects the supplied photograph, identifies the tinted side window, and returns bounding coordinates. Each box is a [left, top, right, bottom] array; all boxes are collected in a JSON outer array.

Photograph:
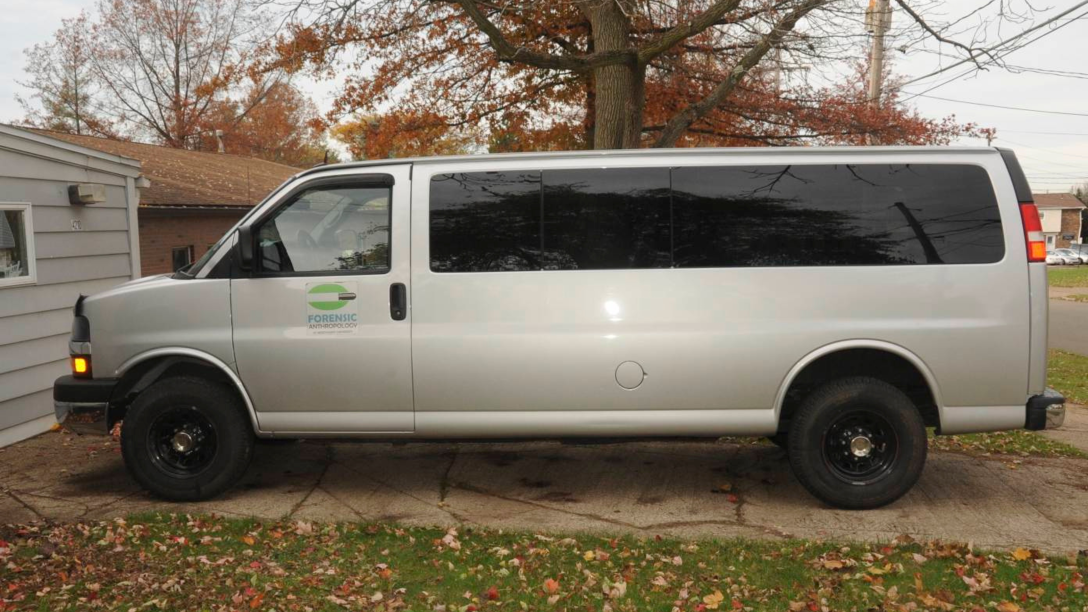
[[672, 164, 1003, 267], [430, 171, 541, 272], [542, 168, 671, 270]]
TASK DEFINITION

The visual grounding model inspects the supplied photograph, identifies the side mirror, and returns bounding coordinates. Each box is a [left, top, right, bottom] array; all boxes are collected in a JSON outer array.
[[237, 226, 254, 270]]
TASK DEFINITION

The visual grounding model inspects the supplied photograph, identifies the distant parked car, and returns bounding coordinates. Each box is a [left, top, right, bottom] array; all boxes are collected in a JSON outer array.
[[1064, 244, 1088, 263], [1051, 249, 1083, 265]]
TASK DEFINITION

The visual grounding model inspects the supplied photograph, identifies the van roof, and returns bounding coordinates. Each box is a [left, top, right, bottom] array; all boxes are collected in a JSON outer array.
[[295, 145, 1001, 180]]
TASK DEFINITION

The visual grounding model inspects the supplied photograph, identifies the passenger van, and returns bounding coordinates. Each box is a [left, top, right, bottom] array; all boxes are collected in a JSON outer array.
[[53, 147, 1065, 509]]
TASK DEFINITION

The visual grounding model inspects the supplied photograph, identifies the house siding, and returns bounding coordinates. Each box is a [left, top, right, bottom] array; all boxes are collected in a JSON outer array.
[[0, 127, 141, 446]]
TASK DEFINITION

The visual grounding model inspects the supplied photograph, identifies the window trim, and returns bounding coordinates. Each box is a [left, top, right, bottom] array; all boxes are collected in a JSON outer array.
[[171, 245, 194, 272], [427, 162, 1006, 273], [246, 175, 395, 279], [0, 202, 36, 289]]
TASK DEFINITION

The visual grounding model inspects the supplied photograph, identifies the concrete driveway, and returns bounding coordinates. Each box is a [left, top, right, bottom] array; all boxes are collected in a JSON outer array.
[[3, 428, 1088, 555]]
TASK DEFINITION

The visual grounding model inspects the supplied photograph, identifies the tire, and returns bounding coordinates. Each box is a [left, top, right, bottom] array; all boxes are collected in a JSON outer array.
[[121, 376, 254, 501], [786, 376, 926, 510]]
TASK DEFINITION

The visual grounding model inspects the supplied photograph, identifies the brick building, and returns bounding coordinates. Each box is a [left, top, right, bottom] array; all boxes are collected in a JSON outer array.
[[1034, 193, 1085, 250], [31, 130, 298, 275]]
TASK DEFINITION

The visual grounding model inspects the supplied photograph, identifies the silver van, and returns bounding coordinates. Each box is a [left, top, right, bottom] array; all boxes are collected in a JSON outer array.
[[53, 147, 1065, 509]]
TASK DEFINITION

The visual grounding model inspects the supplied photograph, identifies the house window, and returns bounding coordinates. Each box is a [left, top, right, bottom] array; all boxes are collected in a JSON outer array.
[[172, 245, 194, 271], [0, 203, 35, 288], [1046, 235, 1056, 247]]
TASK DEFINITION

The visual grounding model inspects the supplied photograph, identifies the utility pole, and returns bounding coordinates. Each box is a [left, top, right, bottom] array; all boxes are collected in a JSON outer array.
[[773, 45, 782, 94], [866, 0, 891, 144]]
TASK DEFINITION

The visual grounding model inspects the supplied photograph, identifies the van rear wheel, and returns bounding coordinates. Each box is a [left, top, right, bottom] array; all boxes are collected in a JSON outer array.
[[121, 376, 254, 501], [787, 376, 926, 509]]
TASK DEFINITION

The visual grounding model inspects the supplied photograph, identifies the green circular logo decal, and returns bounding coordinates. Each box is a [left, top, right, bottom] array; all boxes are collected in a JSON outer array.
[[308, 283, 350, 311]]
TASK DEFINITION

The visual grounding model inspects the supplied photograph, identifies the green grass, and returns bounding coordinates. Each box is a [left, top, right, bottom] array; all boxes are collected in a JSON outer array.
[[929, 430, 1086, 458], [1048, 349, 1088, 405], [2, 514, 1087, 612], [1048, 266, 1088, 288]]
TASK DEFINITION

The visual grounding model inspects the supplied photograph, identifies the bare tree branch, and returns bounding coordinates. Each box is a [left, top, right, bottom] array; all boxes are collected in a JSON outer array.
[[892, 0, 994, 69], [454, 0, 632, 71], [637, 0, 744, 64], [653, 0, 830, 148]]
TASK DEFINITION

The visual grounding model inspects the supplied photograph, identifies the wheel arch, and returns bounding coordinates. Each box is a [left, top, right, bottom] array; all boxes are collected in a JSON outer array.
[[111, 348, 261, 434], [773, 340, 944, 432]]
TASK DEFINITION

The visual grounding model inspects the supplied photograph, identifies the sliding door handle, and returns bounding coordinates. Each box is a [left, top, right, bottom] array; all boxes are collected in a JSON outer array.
[[389, 283, 407, 321]]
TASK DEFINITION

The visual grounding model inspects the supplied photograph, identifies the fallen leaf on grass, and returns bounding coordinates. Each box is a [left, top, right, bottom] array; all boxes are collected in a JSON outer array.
[[703, 590, 725, 610], [1012, 548, 1034, 561], [543, 579, 560, 595]]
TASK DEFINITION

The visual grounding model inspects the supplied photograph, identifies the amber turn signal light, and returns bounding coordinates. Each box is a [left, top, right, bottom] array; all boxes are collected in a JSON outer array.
[[72, 356, 91, 378]]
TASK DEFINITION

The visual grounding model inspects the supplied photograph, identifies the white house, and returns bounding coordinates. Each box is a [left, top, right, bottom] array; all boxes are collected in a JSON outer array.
[[1035, 192, 1085, 250], [0, 125, 144, 447]]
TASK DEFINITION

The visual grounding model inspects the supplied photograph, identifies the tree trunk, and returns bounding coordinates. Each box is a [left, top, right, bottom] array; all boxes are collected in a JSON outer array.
[[581, 1, 642, 150]]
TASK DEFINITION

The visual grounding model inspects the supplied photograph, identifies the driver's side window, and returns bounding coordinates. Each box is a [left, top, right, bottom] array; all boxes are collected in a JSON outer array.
[[256, 183, 391, 274]]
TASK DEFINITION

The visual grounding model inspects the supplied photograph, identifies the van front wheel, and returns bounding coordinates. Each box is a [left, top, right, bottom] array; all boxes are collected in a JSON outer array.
[[787, 377, 926, 510], [121, 376, 254, 501]]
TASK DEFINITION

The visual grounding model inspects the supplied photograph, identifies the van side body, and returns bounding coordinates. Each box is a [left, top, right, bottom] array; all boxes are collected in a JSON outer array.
[[53, 146, 1065, 508]]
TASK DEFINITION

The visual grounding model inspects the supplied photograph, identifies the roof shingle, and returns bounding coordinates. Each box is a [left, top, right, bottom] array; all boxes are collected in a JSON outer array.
[[1034, 192, 1086, 209], [32, 130, 299, 208]]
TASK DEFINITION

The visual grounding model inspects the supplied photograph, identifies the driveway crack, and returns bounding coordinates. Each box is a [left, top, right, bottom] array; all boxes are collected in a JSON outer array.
[[3, 489, 46, 522], [287, 445, 333, 519], [438, 447, 459, 502]]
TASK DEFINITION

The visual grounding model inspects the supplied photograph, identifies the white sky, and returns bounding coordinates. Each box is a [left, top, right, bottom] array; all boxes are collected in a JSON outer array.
[[1, 0, 1085, 192]]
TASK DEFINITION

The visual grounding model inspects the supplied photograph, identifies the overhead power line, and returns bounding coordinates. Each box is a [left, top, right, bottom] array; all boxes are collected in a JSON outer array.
[[901, 1, 1088, 87], [896, 5, 1088, 102], [1001, 130, 1088, 136], [1000, 139, 1088, 160], [905, 92, 1088, 115]]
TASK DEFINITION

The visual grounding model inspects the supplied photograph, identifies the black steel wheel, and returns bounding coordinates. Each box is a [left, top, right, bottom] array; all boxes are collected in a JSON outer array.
[[147, 406, 219, 478], [122, 376, 254, 501], [787, 376, 926, 509], [822, 411, 898, 485]]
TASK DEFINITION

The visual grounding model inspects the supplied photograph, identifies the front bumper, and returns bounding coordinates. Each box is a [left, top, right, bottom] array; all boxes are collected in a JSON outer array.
[[1025, 388, 1065, 431], [53, 375, 117, 435]]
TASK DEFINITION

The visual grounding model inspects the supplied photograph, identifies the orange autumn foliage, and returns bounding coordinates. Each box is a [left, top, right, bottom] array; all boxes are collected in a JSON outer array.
[[269, 0, 986, 156]]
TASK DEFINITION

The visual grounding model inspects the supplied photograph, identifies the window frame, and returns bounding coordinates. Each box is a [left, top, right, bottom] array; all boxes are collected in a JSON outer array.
[[171, 245, 194, 272], [0, 202, 37, 289], [427, 161, 1006, 273], [245, 175, 395, 278]]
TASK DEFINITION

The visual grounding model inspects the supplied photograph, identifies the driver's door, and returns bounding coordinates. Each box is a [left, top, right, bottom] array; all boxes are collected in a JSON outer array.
[[230, 169, 414, 434]]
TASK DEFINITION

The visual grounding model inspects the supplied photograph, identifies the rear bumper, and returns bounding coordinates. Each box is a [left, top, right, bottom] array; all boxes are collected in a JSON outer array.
[[53, 375, 117, 435], [1025, 388, 1065, 431]]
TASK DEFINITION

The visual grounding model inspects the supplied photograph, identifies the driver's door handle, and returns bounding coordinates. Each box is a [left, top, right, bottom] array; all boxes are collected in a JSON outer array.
[[389, 283, 407, 321], [338, 292, 357, 301]]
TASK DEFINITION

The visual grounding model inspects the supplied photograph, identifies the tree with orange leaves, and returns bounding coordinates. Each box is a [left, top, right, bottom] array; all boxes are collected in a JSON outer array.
[[197, 82, 333, 166], [266, 0, 1005, 154]]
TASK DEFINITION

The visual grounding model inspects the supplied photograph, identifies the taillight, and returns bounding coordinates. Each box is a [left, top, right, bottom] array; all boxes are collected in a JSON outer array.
[[1019, 203, 1046, 262]]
